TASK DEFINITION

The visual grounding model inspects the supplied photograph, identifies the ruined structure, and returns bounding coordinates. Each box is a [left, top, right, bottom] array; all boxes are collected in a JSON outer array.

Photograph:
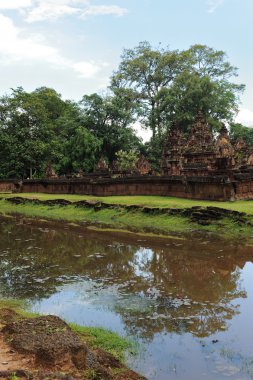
[[3, 112, 253, 201], [96, 157, 108, 171], [183, 112, 218, 176], [161, 122, 185, 176], [247, 145, 253, 166], [161, 112, 252, 178], [234, 138, 248, 166], [216, 124, 235, 171], [136, 155, 151, 175], [45, 162, 58, 179]]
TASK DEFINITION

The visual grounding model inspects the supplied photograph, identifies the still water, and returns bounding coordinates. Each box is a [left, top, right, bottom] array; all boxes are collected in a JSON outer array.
[[0, 216, 253, 380]]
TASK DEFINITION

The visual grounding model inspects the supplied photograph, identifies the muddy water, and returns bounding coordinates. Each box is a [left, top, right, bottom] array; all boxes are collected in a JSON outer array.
[[0, 217, 253, 380]]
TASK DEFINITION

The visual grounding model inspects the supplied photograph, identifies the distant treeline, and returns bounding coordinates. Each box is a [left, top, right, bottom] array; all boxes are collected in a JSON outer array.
[[0, 42, 252, 179]]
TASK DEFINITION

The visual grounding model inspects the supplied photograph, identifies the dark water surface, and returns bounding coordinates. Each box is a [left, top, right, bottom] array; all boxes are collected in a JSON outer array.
[[0, 217, 253, 380]]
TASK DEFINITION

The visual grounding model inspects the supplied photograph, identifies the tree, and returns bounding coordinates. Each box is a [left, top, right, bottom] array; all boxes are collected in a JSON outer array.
[[111, 42, 244, 135], [166, 45, 245, 130], [115, 150, 138, 171], [80, 93, 142, 162], [60, 126, 102, 174], [0, 87, 55, 178], [229, 123, 253, 146], [111, 41, 183, 138], [0, 87, 79, 178], [111, 42, 245, 169]]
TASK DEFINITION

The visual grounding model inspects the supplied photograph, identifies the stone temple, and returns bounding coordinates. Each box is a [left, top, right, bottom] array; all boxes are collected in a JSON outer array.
[[161, 111, 253, 180]]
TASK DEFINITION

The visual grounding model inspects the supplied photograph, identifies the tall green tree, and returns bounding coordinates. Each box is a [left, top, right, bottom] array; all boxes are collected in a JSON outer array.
[[111, 42, 244, 135], [0, 87, 55, 178], [111, 41, 183, 138], [0, 87, 78, 178], [60, 126, 102, 174], [166, 45, 245, 130], [80, 93, 142, 162]]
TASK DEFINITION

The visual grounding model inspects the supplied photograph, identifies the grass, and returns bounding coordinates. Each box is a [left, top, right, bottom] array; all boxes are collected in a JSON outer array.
[[70, 324, 138, 361], [0, 298, 26, 311], [0, 298, 40, 320], [0, 193, 253, 241], [1, 192, 253, 214]]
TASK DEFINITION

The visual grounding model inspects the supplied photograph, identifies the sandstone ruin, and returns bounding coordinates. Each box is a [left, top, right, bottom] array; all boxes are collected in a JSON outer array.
[[161, 111, 252, 178]]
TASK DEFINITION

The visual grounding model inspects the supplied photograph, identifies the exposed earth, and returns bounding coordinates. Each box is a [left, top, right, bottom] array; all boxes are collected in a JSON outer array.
[[0, 308, 146, 380]]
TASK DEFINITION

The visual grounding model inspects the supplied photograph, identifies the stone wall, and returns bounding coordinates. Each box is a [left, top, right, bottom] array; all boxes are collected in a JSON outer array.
[[0, 180, 18, 193], [234, 177, 253, 200], [18, 176, 239, 201]]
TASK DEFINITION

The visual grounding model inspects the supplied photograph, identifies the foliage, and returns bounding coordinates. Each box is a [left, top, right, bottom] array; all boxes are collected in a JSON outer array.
[[70, 324, 137, 361], [0, 42, 247, 177], [115, 149, 139, 171], [111, 42, 245, 166], [0, 87, 142, 178], [229, 123, 253, 146], [111, 41, 183, 138], [60, 126, 102, 174], [0, 87, 75, 178], [80, 93, 142, 161], [111, 42, 244, 134]]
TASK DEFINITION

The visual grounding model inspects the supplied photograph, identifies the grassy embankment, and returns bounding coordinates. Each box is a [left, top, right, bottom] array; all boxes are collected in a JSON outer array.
[[0, 193, 253, 241], [0, 299, 136, 362]]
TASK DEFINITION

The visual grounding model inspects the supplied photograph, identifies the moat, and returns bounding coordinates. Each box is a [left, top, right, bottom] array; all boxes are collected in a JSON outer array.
[[0, 216, 253, 380]]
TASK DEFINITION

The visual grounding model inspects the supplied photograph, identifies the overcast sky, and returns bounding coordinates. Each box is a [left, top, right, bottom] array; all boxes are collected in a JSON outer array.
[[0, 0, 252, 136]]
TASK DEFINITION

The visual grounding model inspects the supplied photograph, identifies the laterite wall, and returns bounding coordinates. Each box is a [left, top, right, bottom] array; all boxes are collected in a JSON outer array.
[[20, 176, 237, 201]]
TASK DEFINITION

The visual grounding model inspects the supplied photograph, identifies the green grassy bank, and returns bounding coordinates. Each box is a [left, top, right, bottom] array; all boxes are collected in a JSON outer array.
[[2, 192, 253, 213], [0, 193, 253, 242]]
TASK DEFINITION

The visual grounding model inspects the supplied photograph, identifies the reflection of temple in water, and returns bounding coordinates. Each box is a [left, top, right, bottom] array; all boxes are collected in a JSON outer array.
[[0, 217, 252, 339]]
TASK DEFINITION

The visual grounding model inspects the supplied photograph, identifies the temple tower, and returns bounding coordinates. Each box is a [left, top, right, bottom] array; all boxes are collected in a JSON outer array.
[[182, 111, 217, 176], [216, 124, 235, 170], [161, 122, 185, 176]]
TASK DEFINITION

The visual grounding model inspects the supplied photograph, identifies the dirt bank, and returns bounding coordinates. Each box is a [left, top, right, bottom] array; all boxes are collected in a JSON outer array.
[[0, 308, 146, 380]]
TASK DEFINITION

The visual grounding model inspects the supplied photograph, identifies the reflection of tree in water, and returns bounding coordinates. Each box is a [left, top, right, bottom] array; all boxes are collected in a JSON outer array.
[[0, 218, 251, 340], [110, 244, 248, 339]]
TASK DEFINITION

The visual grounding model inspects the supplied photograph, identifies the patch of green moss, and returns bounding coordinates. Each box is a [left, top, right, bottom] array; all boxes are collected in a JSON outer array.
[[70, 324, 138, 362]]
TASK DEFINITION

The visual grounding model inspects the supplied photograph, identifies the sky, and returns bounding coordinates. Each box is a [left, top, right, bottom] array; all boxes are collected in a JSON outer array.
[[0, 0, 252, 134]]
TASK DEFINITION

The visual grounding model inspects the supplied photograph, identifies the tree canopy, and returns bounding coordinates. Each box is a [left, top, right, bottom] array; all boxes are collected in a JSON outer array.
[[111, 42, 245, 135], [0, 42, 249, 178]]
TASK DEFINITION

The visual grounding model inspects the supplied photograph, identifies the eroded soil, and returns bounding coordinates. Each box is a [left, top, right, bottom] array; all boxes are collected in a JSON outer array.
[[0, 309, 146, 380]]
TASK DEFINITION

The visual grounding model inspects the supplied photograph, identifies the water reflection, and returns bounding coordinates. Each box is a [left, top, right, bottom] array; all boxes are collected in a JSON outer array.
[[0, 217, 251, 342]]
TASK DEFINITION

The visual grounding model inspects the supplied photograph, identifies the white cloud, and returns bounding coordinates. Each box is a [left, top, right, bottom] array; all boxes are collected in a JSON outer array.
[[80, 5, 128, 18], [207, 0, 224, 13], [0, 13, 104, 79], [0, 0, 32, 9], [0, 14, 58, 62], [25, 0, 82, 22], [72, 61, 100, 78], [236, 108, 253, 127], [21, 0, 128, 23]]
